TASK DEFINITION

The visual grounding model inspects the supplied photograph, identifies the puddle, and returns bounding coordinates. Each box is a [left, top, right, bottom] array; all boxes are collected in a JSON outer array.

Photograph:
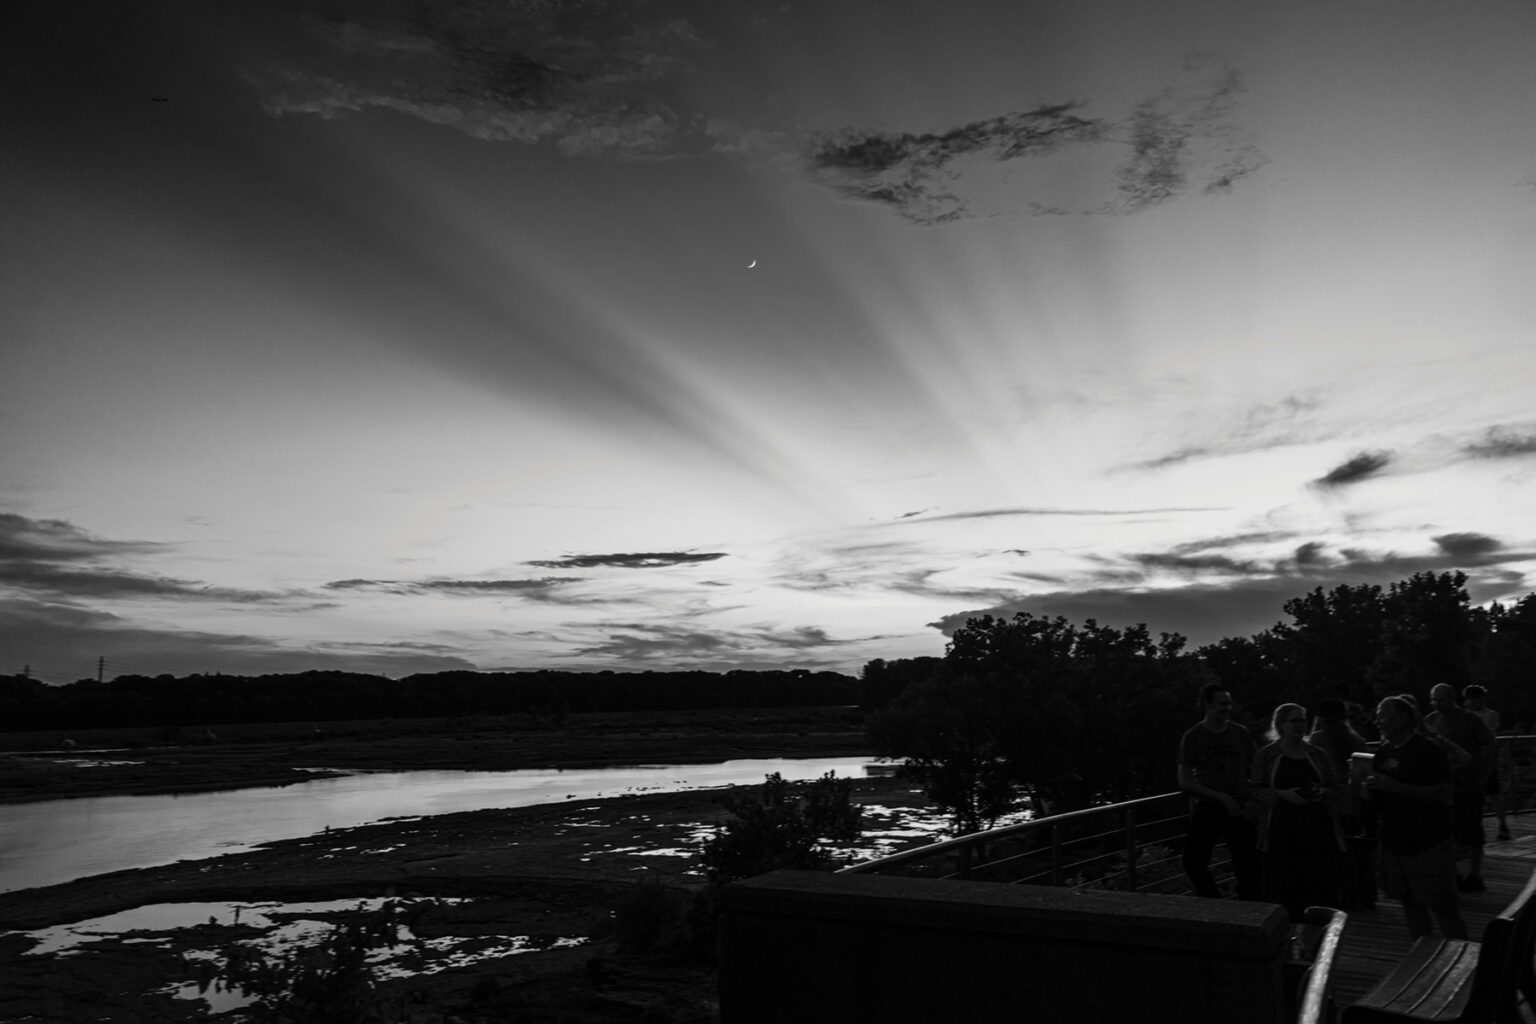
[[8, 897, 589, 1015]]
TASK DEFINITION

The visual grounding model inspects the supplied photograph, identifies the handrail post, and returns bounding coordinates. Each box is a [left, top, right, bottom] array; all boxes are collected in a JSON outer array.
[[1051, 819, 1063, 886], [1124, 804, 1138, 892]]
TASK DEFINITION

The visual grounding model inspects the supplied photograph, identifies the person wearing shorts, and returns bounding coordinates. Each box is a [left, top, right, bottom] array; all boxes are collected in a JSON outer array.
[[1365, 695, 1467, 940]]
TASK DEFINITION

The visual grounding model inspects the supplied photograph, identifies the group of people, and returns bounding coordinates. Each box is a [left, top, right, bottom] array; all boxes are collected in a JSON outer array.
[[1178, 681, 1504, 940]]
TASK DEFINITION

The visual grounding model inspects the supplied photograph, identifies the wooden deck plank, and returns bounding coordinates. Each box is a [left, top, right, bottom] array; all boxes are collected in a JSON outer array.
[[1329, 813, 1536, 1009]]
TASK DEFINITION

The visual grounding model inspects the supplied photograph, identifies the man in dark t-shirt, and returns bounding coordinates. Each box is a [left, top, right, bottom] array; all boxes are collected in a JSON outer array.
[[1178, 684, 1259, 899], [1366, 694, 1466, 940]]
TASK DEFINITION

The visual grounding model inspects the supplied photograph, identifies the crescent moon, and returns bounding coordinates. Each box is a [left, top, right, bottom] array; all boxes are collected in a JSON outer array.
[[747, 260, 757, 268]]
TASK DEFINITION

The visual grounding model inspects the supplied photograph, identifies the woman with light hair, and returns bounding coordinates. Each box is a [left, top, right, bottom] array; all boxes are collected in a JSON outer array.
[[1251, 702, 1346, 920]]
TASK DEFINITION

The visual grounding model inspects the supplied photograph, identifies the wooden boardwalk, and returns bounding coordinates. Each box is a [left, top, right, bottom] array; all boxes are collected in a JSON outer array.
[[1330, 814, 1536, 1008]]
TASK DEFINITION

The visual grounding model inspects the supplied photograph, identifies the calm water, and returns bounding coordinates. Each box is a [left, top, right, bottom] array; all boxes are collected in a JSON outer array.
[[0, 756, 879, 894]]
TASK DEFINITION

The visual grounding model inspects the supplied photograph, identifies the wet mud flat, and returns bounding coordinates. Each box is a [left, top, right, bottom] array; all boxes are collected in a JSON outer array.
[[0, 774, 939, 1024]]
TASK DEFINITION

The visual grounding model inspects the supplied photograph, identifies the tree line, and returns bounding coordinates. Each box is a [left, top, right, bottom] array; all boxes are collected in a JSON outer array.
[[862, 572, 1536, 833], [0, 668, 861, 732]]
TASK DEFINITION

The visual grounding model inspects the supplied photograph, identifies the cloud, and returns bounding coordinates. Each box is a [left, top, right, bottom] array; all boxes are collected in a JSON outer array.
[[928, 530, 1533, 647], [1132, 552, 1266, 575], [806, 104, 1108, 225], [1432, 533, 1502, 558], [1294, 541, 1327, 566], [0, 512, 162, 562], [1462, 425, 1536, 460], [928, 563, 1533, 650], [253, 3, 720, 160], [1111, 55, 1267, 212], [805, 57, 1265, 225], [0, 598, 476, 682], [1121, 393, 1319, 472], [895, 505, 1223, 524], [525, 551, 727, 569], [566, 620, 861, 668], [250, 8, 1263, 225], [1313, 450, 1393, 488], [928, 582, 1299, 648], [325, 576, 582, 594], [0, 512, 286, 603], [2, 564, 282, 602]]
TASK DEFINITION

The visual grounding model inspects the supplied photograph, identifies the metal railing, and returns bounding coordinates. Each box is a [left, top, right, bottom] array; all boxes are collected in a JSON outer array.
[[845, 736, 1536, 894], [1495, 735, 1536, 815], [842, 790, 1232, 895]]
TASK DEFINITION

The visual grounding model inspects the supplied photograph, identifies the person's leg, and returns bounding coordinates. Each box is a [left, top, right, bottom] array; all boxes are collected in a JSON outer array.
[[1456, 794, 1486, 888], [1403, 899, 1432, 939], [1182, 801, 1222, 898], [1218, 813, 1261, 900], [1431, 904, 1469, 940], [1486, 773, 1511, 835], [1414, 838, 1467, 938]]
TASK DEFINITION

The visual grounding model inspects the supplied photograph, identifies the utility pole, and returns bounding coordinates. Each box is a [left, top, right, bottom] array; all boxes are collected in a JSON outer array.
[[97, 656, 105, 683]]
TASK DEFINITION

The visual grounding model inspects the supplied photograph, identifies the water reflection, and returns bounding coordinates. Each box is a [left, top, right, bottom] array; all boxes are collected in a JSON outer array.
[[15, 897, 588, 1015], [0, 756, 880, 893]]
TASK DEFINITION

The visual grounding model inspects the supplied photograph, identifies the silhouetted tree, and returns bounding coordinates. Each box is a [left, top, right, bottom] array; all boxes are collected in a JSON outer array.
[[868, 611, 1204, 830], [1271, 582, 1387, 709], [858, 656, 941, 710], [1366, 571, 1475, 699]]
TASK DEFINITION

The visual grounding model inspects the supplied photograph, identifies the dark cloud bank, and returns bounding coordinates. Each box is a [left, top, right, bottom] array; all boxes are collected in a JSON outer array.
[[0, 513, 472, 680], [932, 533, 1530, 648]]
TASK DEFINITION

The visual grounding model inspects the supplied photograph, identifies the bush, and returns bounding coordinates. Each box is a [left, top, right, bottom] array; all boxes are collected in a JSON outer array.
[[195, 900, 438, 1024], [699, 772, 863, 885]]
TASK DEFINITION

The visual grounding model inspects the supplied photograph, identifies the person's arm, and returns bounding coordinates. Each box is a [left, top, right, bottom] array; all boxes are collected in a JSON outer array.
[[1248, 746, 1300, 806], [1370, 775, 1453, 804], [1178, 763, 1240, 813], [1314, 747, 1345, 802], [1367, 741, 1454, 804]]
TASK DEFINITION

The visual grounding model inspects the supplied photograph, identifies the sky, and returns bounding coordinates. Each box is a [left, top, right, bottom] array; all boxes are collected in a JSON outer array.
[[5, 0, 1536, 683]]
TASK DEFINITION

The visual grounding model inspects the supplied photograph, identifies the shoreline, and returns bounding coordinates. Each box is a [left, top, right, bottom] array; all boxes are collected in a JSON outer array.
[[0, 712, 922, 1023], [0, 774, 937, 1024]]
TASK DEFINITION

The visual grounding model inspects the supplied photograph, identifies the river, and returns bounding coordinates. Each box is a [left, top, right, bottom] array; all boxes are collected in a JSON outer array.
[[0, 756, 882, 894]]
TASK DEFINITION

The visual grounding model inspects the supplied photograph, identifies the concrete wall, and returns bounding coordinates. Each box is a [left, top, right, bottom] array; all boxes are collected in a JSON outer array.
[[718, 870, 1293, 1024]]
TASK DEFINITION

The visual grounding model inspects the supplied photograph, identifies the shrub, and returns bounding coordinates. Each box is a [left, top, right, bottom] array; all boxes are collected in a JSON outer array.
[[195, 900, 437, 1024], [699, 772, 863, 885]]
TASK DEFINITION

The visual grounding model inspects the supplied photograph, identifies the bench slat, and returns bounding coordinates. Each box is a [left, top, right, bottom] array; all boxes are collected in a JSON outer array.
[[1344, 940, 1479, 1023], [1342, 865, 1536, 1024]]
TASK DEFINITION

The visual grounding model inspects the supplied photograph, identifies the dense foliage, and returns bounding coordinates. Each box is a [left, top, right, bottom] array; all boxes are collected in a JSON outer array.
[[699, 771, 864, 884], [1200, 574, 1536, 726], [867, 614, 1204, 831], [866, 573, 1536, 833], [0, 668, 859, 732]]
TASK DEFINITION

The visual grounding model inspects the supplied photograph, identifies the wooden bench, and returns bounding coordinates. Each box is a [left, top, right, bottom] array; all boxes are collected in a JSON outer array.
[[1342, 868, 1536, 1024], [1297, 906, 1349, 1024]]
